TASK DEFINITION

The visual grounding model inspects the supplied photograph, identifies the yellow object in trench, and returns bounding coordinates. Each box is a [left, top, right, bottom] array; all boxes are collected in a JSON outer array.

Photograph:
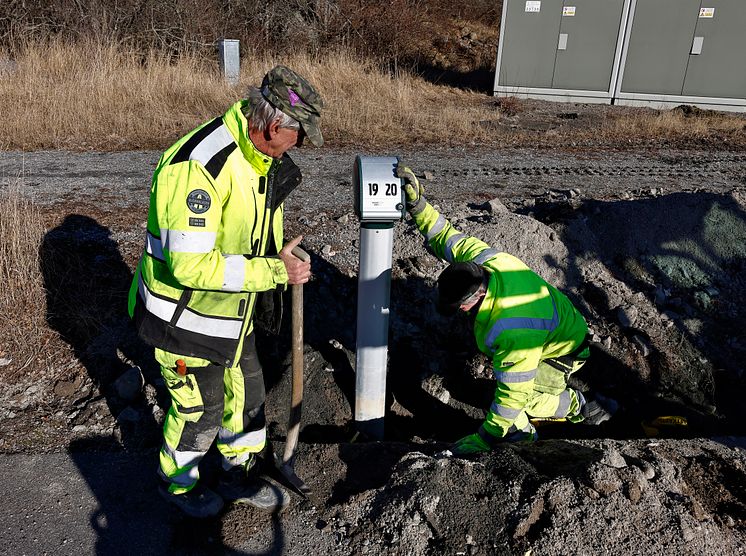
[[641, 415, 688, 437]]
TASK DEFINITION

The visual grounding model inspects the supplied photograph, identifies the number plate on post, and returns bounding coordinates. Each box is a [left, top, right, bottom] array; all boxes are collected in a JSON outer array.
[[353, 156, 405, 223]]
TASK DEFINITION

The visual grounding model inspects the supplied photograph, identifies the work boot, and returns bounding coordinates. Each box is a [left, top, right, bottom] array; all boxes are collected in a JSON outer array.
[[158, 483, 224, 518], [503, 423, 538, 443], [581, 393, 619, 425], [215, 465, 290, 511]]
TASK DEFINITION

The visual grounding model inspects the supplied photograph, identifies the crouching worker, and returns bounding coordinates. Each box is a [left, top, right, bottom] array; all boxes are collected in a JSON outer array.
[[396, 164, 617, 456], [128, 66, 323, 517]]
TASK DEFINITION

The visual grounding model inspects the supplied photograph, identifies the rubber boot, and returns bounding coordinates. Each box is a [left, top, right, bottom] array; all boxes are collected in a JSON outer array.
[[158, 483, 224, 518]]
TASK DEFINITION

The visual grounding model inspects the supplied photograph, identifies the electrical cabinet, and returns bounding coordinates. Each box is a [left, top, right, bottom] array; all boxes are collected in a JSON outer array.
[[494, 0, 746, 111], [494, 0, 630, 103], [616, 0, 746, 109]]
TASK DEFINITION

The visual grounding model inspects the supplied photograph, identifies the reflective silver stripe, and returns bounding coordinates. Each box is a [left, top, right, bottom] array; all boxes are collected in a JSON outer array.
[[425, 214, 447, 241], [485, 295, 560, 351], [444, 233, 467, 262], [555, 390, 571, 418], [190, 124, 234, 167], [139, 274, 242, 339], [218, 426, 266, 449], [489, 401, 522, 420], [493, 368, 537, 383], [138, 275, 177, 322], [472, 248, 498, 265], [145, 231, 165, 261], [160, 228, 216, 254], [162, 443, 203, 470], [222, 254, 245, 292], [176, 308, 242, 339]]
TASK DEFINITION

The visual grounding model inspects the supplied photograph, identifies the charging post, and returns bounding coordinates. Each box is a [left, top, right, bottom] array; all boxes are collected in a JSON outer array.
[[352, 156, 405, 440]]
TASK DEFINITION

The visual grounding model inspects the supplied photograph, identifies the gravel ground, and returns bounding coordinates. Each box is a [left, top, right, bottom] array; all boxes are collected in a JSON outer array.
[[1, 145, 745, 554]]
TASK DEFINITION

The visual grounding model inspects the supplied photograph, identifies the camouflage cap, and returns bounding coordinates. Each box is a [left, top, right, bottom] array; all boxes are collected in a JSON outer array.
[[261, 65, 324, 147]]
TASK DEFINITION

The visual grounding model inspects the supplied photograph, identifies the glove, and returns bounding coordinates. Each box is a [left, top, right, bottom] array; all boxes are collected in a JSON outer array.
[[451, 432, 491, 456], [395, 163, 425, 212]]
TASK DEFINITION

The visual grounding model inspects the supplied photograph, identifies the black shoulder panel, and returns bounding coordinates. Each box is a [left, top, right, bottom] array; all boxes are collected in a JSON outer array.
[[204, 143, 238, 180], [170, 117, 223, 166]]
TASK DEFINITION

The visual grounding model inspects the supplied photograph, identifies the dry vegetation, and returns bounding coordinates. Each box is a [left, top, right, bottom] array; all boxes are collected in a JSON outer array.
[[1, 40, 744, 152], [0, 40, 498, 150], [0, 177, 53, 378]]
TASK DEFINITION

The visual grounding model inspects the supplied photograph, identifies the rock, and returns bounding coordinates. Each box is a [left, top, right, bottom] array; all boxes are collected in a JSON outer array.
[[0, 357, 11, 367], [322, 244, 335, 256], [603, 336, 612, 349], [486, 198, 510, 214], [114, 366, 144, 402], [654, 285, 668, 306], [72, 425, 87, 433], [641, 462, 656, 480], [603, 448, 627, 469], [422, 374, 450, 404], [54, 379, 80, 398], [632, 335, 651, 357], [336, 214, 349, 225], [423, 171, 435, 181], [617, 305, 638, 328]]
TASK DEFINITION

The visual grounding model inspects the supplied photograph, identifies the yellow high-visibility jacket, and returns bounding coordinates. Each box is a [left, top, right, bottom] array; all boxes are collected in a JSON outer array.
[[128, 100, 300, 368], [411, 200, 588, 437]]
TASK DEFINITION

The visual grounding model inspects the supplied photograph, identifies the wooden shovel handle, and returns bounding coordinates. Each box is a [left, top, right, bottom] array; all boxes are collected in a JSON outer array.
[[284, 245, 309, 463]]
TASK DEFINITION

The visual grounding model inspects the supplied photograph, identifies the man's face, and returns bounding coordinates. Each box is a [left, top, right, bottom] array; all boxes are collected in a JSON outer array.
[[265, 127, 300, 158], [263, 124, 302, 158], [458, 287, 485, 313]]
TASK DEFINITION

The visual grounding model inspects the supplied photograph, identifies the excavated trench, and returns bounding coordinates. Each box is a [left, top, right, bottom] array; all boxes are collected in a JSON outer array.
[[263, 188, 746, 449]]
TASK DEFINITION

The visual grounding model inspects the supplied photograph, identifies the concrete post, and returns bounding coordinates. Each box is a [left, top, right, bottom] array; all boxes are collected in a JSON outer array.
[[217, 39, 240, 86]]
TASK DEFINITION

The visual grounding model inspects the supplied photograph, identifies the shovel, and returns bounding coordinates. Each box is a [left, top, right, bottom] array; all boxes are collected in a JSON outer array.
[[273, 245, 312, 496]]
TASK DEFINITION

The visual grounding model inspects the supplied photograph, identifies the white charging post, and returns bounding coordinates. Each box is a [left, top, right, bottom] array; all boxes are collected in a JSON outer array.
[[353, 156, 405, 439]]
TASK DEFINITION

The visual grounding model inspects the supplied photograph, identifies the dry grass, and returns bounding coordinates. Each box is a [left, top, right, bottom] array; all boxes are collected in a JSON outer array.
[[0, 40, 499, 150], [0, 40, 745, 151], [605, 108, 746, 145], [0, 177, 51, 377]]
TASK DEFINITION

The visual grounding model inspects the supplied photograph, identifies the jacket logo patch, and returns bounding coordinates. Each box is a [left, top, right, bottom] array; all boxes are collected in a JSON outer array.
[[186, 189, 211, 214], [189, 217, 206, 227]]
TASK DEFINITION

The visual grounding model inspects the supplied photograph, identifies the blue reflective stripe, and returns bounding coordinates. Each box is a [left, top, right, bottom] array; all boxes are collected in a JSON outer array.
[[477, 425, 501, 447], [489, 401, 522, 419], [444, 233, 467, 262], [485, 295, 559, 351], [472, 248, 498, 265], [555, 390, 571, 418], [425, 215, 446, 240], [493, 368, 537, 383]]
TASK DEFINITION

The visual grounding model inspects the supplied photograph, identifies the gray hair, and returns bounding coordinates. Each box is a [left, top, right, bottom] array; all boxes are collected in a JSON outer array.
[[243, 87, 300, 132]]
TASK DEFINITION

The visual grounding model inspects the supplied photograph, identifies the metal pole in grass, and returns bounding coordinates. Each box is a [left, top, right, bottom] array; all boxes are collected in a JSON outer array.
[[217, 39, 240, 86]]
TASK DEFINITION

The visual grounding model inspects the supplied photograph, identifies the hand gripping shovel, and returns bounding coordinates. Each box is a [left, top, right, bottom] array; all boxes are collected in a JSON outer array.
[[273, 245, 312, 496]]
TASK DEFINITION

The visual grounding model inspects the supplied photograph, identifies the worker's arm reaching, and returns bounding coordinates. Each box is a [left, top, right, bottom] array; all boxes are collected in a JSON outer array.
[[397, 164, 497, 265], [398, 163, 544, 454]]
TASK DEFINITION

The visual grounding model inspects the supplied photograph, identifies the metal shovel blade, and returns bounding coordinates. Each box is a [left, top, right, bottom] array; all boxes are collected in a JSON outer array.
[[273, 451, 311, 496]]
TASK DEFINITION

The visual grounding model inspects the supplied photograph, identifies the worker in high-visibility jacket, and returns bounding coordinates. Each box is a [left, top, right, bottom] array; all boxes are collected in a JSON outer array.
[[128, 66, 322, 517], [396, 164, 617, 455]]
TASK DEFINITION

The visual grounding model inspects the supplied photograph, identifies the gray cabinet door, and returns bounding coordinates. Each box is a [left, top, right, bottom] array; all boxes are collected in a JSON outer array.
[[682, 0, 746, 99], [499, 0, 564, 88], [552, 0, 627, 91], [620, 0, 701, 94]]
